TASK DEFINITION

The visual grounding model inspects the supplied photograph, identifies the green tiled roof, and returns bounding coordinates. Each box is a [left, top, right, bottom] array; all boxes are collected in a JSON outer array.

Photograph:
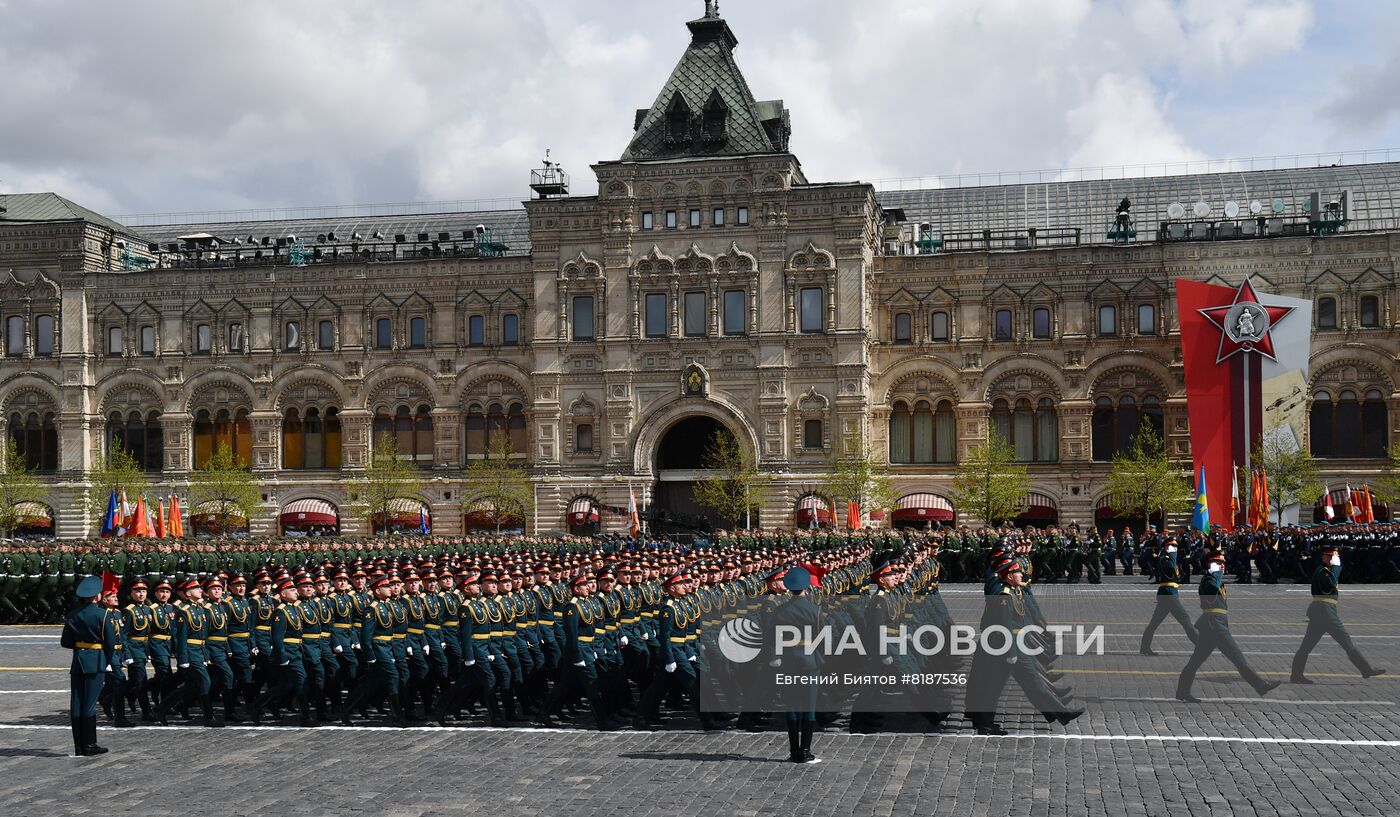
[[621, 12, 789, 161], [0, 191, 142, 238]]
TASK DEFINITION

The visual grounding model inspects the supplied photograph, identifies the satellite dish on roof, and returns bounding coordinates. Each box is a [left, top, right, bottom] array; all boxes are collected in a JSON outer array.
[[1193, 201, 1210, 217], [1167, 202, 1186, 220], [1224, 201, 1240, 218], [1249, 200, 1262, 214], [1272, 198, 1286, 214]]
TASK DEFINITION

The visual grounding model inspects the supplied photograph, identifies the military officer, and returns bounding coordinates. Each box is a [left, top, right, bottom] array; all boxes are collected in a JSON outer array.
[[119, 579, 153, 721], [1176, 551, 1281, 702], [1139, 537, 1199, 656], [62, 573, 118, 756], [1290, 545, 1387, 683]]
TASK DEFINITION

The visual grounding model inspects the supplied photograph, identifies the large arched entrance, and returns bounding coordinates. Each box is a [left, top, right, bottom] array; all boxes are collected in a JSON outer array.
[[653, 415, 733, 533]]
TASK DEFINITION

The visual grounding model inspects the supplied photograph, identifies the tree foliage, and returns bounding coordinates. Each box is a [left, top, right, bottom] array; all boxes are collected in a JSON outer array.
[[824, 430, 898, 527], [950, 433, 1030, 526], [0, 440, 47, 536], [352, 434, 425, 532], [188, 442, 262, 534], [462, 429, 534, 534], [84, 444, 149, 525], [691, 426, 770, 528], [1104, 418, 1192, 529]]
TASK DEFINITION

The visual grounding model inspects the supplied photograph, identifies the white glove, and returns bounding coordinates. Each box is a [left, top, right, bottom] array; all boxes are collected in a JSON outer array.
[[619, 636, 628, 647], [1331, 555, 1342, 567], [486, 654, 496, 661], [351, 643, 361, 650], [204, 660, 211, 666], [439, 641, 447, 649], [406, 646, 414, 656], [368, 659, 377, 664], [104, 665, 112, 673], [123, 659, 134, 667], [640, 632, 649, 641], [251, 648, 260, 656], [423, 645, 430, 656], [664, 662, 677, 673], [1208, 563, 1222, 574], [333, 645, 343, 654], [464, 659, 476, 667], [280, 660, 290, 667], [688, 655, 697, 662], [573, 660, 586, 667], [180, 662, 190, 669]]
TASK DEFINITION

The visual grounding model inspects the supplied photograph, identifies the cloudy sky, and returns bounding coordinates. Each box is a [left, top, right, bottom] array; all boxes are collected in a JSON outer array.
[[2, 0, 1398, 219]]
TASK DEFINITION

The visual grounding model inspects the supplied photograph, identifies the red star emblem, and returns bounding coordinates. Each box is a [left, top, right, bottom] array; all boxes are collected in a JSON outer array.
[[1197, 278, 1295, 363]]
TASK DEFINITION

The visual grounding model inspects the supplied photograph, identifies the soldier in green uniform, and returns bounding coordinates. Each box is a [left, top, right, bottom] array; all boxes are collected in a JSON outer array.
[[341, 575, 405, 726], [62, 574, 118, 755], [1291, 545, 1386, 683], [1140, 538, 1199, 656], [1176, 551, 1281, 702], [253, 577, 313, 726], [119, 579, 153, 721], [156, 578, 216, 726], [223, 574, 256, 721], [146, 579, 176, 708], [457, 568, 503, 725], [541, 571, 615, 730]]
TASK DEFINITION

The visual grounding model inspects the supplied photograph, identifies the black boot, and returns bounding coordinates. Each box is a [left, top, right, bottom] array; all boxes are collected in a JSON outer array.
[[390, 693, 409, 727], [84, 716, 108, 755], [201, 693, 224, 728], [799, 720, 818, 763], [299, 693, 316, 728], [112, 689, 136, 728], [71, 715, 86, 756], [786, 721, 802, 762]]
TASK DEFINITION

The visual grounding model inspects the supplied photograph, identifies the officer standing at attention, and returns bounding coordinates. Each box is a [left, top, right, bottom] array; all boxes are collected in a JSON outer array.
[[1175, 551, 1281, 702], [767, 565, 821, 763], [1291, 544, 1387, 684], [61, 573, 117, 756]]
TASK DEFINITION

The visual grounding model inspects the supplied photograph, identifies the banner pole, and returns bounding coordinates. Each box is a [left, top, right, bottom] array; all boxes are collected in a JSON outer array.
[[1243, 352, 1251, 478]]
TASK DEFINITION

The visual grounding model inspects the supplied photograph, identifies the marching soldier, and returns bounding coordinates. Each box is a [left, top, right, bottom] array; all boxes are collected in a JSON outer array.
[[224, 574, 256, 721], [1175, 551, 1281, 702], [1139, 537, 1199, 656], [119, 579, 153, 722], [1290, 545, 1387, 683]]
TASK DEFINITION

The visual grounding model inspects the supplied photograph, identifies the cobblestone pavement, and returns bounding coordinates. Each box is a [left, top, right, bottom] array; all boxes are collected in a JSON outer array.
[[2, 578, 1397, 817]]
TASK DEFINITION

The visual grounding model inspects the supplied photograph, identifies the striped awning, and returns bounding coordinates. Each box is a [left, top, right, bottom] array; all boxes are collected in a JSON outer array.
[[795, 495, 835, 524], [14, 501, 52, 528], [193, 500, 246, 520], [386, 497, 428, 515], [797, 495, 830, 511], [892, 493, 954, 522], [281, 498, 338, 528], [1016, 492, 1059, 521], [567, 496, 599, 525]]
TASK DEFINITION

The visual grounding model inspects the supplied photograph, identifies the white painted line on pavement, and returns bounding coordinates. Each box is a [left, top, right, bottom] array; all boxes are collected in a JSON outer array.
[[0, 689, 66, 694]]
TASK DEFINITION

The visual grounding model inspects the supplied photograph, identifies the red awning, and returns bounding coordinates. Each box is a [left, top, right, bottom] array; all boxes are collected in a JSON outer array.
[[281, 498, 338, 528], [567, 497, 600, 525], [1015, 492, 1059, 521], [795, 495, 834, 525], [14, 501, 52, 528], [891, 493, 954, 523]]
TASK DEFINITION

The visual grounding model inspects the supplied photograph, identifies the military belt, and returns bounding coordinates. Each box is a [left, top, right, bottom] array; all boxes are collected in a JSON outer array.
[[128, 636, 149, 641], [208, 636, 229, 642], [228, 633, 250, 638], [553, 611, 564, 618], [392, 634, 407, 639], [669, 637, 687, 643], [255, 625, 272, 632], [471, 634, 491, 640], [152, 634, 172, 640], [1158, 582, 1179, 588], [372, 636, 393, 642], [1311, 596, 1339, 604], [1202, 608, 1228, 615], [283, 638, 303, 644], [443, 620, 460, 627], [577, 636, 595, 642], [75, 641, 104, 650], [408, 628, 425, 635], [425, 624, 441, 630], [187, 639, 206, 645], [332, 623, 353, 629]]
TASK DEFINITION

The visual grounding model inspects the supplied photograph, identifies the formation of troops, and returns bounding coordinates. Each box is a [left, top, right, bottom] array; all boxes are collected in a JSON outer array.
[[45, 521, 1394, 757]]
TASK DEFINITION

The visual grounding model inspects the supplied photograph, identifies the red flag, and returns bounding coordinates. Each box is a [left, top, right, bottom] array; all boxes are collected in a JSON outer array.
[[168, 496, 184, 538], [101, 571, 120, 597], [846, 501, 861, 531], [127, 495, 154, 537]]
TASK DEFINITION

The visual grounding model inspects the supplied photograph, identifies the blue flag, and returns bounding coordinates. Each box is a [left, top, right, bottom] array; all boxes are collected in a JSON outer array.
[[418, 505, 430, 535], [1192, 466, 1210, 533], [100, 489, 118, 537]]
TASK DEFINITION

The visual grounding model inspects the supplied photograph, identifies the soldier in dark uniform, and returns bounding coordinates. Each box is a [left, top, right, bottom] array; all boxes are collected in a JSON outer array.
[[767, 565, 822, 762], [155, 578, 216, 726], [542, 571, 615, 730], [1290, 545, 1387, 683], [253, 577, 314, 727], [146, 579, 176, 707], [62, 573, 117, 756], [1175, 551, 1281, 702], [1139, 538, 1199, 655], [340, 574, 405, 726], [119, 579, 153, 722], [201, 576, 234, 726], [223, 574, 256, 721]]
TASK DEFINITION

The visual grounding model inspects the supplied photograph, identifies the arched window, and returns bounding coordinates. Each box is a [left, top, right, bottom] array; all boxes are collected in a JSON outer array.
[[930, 311, 949, 341], [1032, 307, 1051, 339], [1137, 304, 1156, 335], [1092, 396, 1115, 461], [1363, 389, 1388, 457], [1115, 395, 1139, 453], [1036, 398, 1058, 462], [193, 324, 209, 354], [107, 326, 124, 356], [508, 402, 527, 453], [1092, 393, 1162, 461], [373, 404, 434, 461], [5, 315, 24, 356], [8, 411, 57, 472], [284, 321, 301, 351], [575, 423, 594, 453], [1360, 296, 1380, 328], [283, 406, 341, 468], [994, 398, 1057, 462], [194, 408, 251, 469], [994, 309, 1013, 341], [888, 399, 955, 464], [1317, 297, 1337, 330], [1312, 389, 1389, 458], [107, 410, 162, 472], [409, 317, 426, 349], [1309, 391, 1334, 458]]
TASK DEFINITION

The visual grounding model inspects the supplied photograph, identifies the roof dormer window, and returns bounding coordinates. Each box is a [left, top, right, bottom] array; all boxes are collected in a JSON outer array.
[[665, 92, 691, 146], [702, 89, 728, 144]]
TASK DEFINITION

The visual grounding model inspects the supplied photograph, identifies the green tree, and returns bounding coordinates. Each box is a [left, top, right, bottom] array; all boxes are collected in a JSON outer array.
[[188, 442, 262, 535], [352, 434, 425, 533], [951, 433, 1030, 526], [691, 426, 770, 528], [1104, 418, 1192, 530], [1252, 436, 1323, 525], [824, 430, 898, 528], [84, 444, 149, 527], [462, 429, 534, 534], [0, 440, 48, 537]]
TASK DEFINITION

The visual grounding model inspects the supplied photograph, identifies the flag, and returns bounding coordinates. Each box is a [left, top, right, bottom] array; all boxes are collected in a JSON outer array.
[[1250, 469, 1270, 530], [100, 490, 119, 538], [1228, 463, 1240, 528], [1323, 486, 1335, 521], [418, 503, 430, 535], [1191, 466, 1210, 533], [101, 571, 121, 598], [1360, 486, 1375, 524], [117, 490, 131, 535], [846, 500, 861, 531], [1343, 484, 1354, 519], [127, 495, 154, 537], [153, 499, 166, 539], [168, 496, 184, 538], [627, 486, 641, 539]]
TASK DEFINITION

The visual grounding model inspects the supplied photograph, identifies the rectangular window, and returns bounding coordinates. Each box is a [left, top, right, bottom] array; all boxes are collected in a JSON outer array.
[[894, 312, 912, 343], [502, 314, 519, 345], [684, 292, 706, 337], [376, 317, 392, 349], [1032, 307, 1051, 339], [931, 311, 949, 341], [144, 325, 159, 355], [409, 316, 426, 348], [645, 293, 668, 338], [316, 320, 333, 350], [689, 209, 701, 228], [665, 210, 677, 229], [572, 296, 594, 340], [994, 309, 1013, 341], [108, 326, 124, 356], [34, 315, 54, 356], [576, 423, 594, 453], [803, 419, 823, 449], [1098, 305, 1117, 336], [723, 290, 746, 335], [284, 321, 300, 351], [799, 287, 823, 333], [642, 211, 654, 230], [193, 324, 208, 354], [737, 206, 749, 226], [713, 208, 725, 227], [468, 315, 485, 346], [229, 322, 246, 352], [1137, 304, 1156, 335], [5, 316, 23, 356], [1360, 296, 1379, 328]]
